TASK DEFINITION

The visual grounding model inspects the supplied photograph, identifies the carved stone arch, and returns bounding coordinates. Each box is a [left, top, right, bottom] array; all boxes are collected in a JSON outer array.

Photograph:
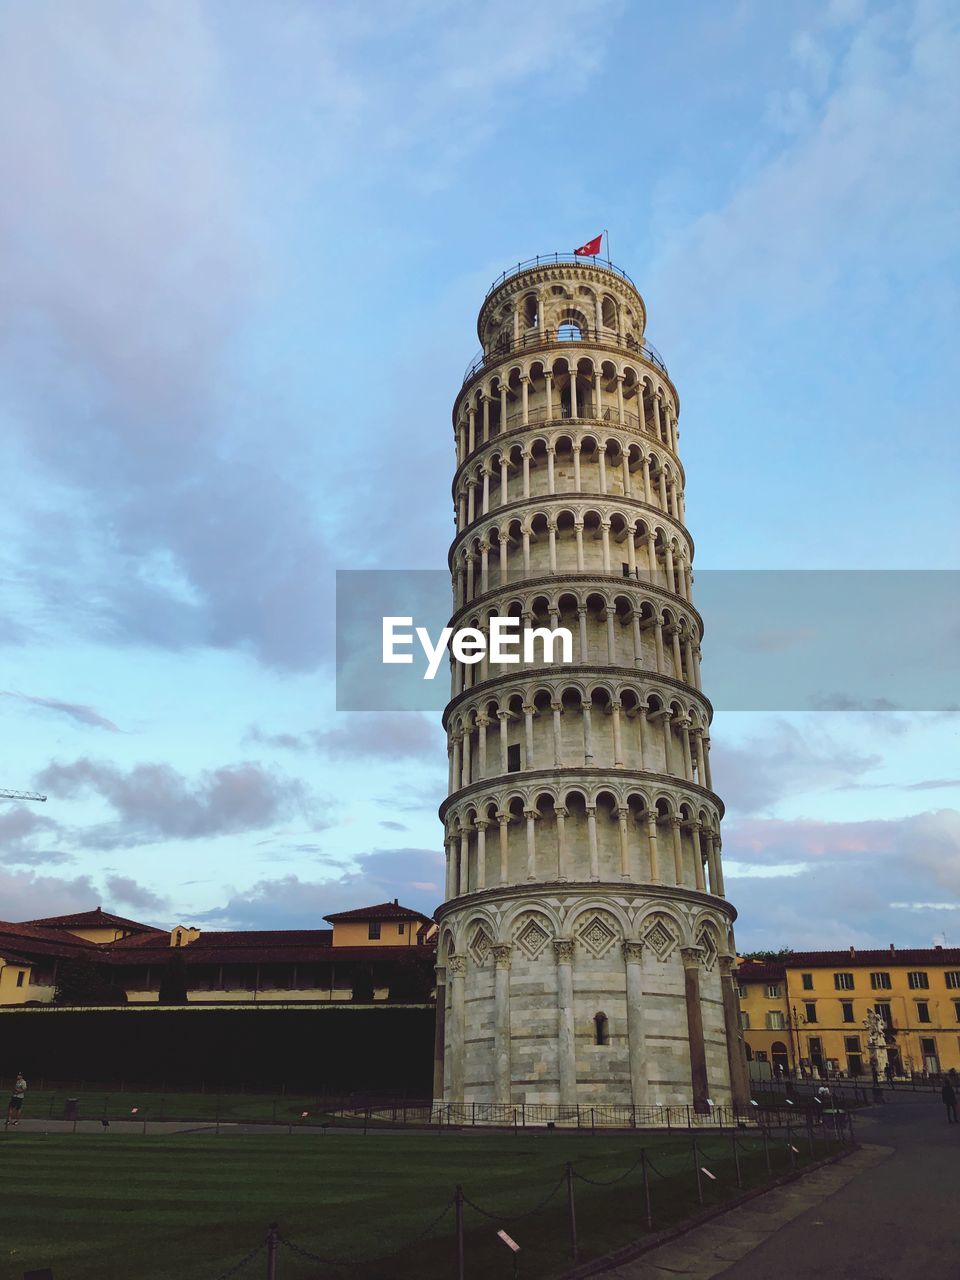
[[693, 918, 722, 972], [653, 793, 678, 820], [464, 909, 499, 966], [503, 903, 560, 957], [438, 927, 457, 964], [499, 785, 528, 811], [557, 677, 588, 703], [624, 785, 653, 816], [522, 508, 551, 536], [585, 677, 616, 700], [477, 792, 501, 818], [691, 909, 725, 941], [566, 896, 632, 937], [528, 680, 558, 707], [570, 904, 626, 960], [560, 783, 590, 809], [633, 906, 686, 959]]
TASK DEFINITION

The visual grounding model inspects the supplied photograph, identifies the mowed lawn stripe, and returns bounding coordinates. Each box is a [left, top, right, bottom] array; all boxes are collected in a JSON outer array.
[[0, 1132, 817, 1280]]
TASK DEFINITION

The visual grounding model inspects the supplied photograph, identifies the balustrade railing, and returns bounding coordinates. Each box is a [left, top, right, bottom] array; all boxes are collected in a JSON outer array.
[[463, 327, 668, 386], [496, 404, 646, 434], [483, 252, 638, 297]]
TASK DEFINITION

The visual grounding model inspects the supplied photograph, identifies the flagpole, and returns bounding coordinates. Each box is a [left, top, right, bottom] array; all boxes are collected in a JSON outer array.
[[604, 229, 610, 262]]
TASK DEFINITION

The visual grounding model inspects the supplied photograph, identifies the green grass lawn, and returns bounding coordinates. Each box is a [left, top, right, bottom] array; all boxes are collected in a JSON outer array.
[[13, 1083, 362, 1127], [0, 1128, 843, 1280]]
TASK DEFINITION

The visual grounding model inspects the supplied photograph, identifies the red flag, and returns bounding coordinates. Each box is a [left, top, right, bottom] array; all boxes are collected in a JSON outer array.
[[574, 234, 603, 257]]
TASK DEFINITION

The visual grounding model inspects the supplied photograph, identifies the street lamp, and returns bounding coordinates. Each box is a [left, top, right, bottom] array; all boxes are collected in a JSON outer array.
[[787, 1004, 807, 1078]]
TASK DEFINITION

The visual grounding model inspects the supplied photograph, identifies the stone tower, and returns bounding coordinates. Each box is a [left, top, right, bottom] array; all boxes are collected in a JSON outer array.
[[433, 254, 749, 1116]]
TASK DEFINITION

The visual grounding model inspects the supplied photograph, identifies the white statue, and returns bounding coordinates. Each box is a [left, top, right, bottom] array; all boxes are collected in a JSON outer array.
[[864, 1008, 888, 1077]]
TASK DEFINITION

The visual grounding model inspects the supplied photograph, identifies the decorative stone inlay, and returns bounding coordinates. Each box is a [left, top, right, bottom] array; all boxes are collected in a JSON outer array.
[[469, 925, 493, 965], [642, 917, 677, 959], [515, 916, 552, 959], [577, 913, 618, 959], [696, 928, 718, 971]]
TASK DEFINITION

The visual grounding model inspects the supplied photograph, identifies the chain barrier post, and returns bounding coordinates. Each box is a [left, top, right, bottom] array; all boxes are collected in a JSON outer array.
[[640, 1149, 653, 1229], [591, 1106, 595, 1136], [693, 1139, 703, 1204], [565, 1162, 579, 1262], [762, 1125, 771, 1173], [455, 1184, 465, 1280], [732, 1132, 742, 1189], [265, 1222, 279, 1280]]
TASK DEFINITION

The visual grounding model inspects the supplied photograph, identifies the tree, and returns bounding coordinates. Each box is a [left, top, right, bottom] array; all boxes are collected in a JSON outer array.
[[351, 965, 375, 1002], [387, 952, 435, 1002], [158, 950, 188, 1004], [54, 956, 127, 1006], [740, 948, 795, 960]]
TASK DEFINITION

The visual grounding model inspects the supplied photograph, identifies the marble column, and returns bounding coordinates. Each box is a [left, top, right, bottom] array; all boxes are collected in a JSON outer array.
[[554, 939, 577, 1107], [719, 955, 752, 1111], [493, 944, 513, 1104], [448, 954, 466, 1106], [681, 947, 710, 1113], [623, 941, 647, 1108], [433, 964, 447, 1103]]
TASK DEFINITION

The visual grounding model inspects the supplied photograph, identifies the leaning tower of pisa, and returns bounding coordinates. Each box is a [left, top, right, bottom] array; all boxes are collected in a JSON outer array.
[[433, 254, 750, 1116]]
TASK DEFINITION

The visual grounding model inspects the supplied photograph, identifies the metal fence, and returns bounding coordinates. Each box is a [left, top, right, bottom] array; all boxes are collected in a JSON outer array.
[[206, 1113, 855, 1278], [343, 1099, 806, 1132]]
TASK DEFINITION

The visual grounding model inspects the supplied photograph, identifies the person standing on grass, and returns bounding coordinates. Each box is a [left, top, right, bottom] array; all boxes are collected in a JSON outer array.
[[941, 1079, 957, 1124], [6, 1072, 26, 1126]]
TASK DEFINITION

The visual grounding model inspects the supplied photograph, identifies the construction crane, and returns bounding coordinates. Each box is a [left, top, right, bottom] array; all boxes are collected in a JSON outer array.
[[0, 789, 46, 802]]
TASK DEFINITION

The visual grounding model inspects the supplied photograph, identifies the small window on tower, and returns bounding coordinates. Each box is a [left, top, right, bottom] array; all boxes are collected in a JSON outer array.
[[594, 1012, 609, 1045]]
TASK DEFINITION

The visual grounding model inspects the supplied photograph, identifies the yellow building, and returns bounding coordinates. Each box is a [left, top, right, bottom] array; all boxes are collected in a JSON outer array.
[[0, 902, 436, 1005], [737, 946, 960, 1078]]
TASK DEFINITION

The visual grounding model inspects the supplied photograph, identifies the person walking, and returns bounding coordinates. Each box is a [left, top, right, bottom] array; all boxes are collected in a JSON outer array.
[[941, 1079, 957, 1124], [6, 1073, 26, 1127]]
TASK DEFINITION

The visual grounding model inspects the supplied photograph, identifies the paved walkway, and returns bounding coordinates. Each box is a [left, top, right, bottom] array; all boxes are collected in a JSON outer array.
[[602, 1092, 958, 1280]]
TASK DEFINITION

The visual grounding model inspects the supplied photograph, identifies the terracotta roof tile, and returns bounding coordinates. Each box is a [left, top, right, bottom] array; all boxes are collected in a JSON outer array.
[[323, 901, 433, 925], [23, 907, 159, 934]]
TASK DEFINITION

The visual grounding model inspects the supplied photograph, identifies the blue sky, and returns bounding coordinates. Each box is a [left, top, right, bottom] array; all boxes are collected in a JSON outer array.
[[0, 0, 957, 948]]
